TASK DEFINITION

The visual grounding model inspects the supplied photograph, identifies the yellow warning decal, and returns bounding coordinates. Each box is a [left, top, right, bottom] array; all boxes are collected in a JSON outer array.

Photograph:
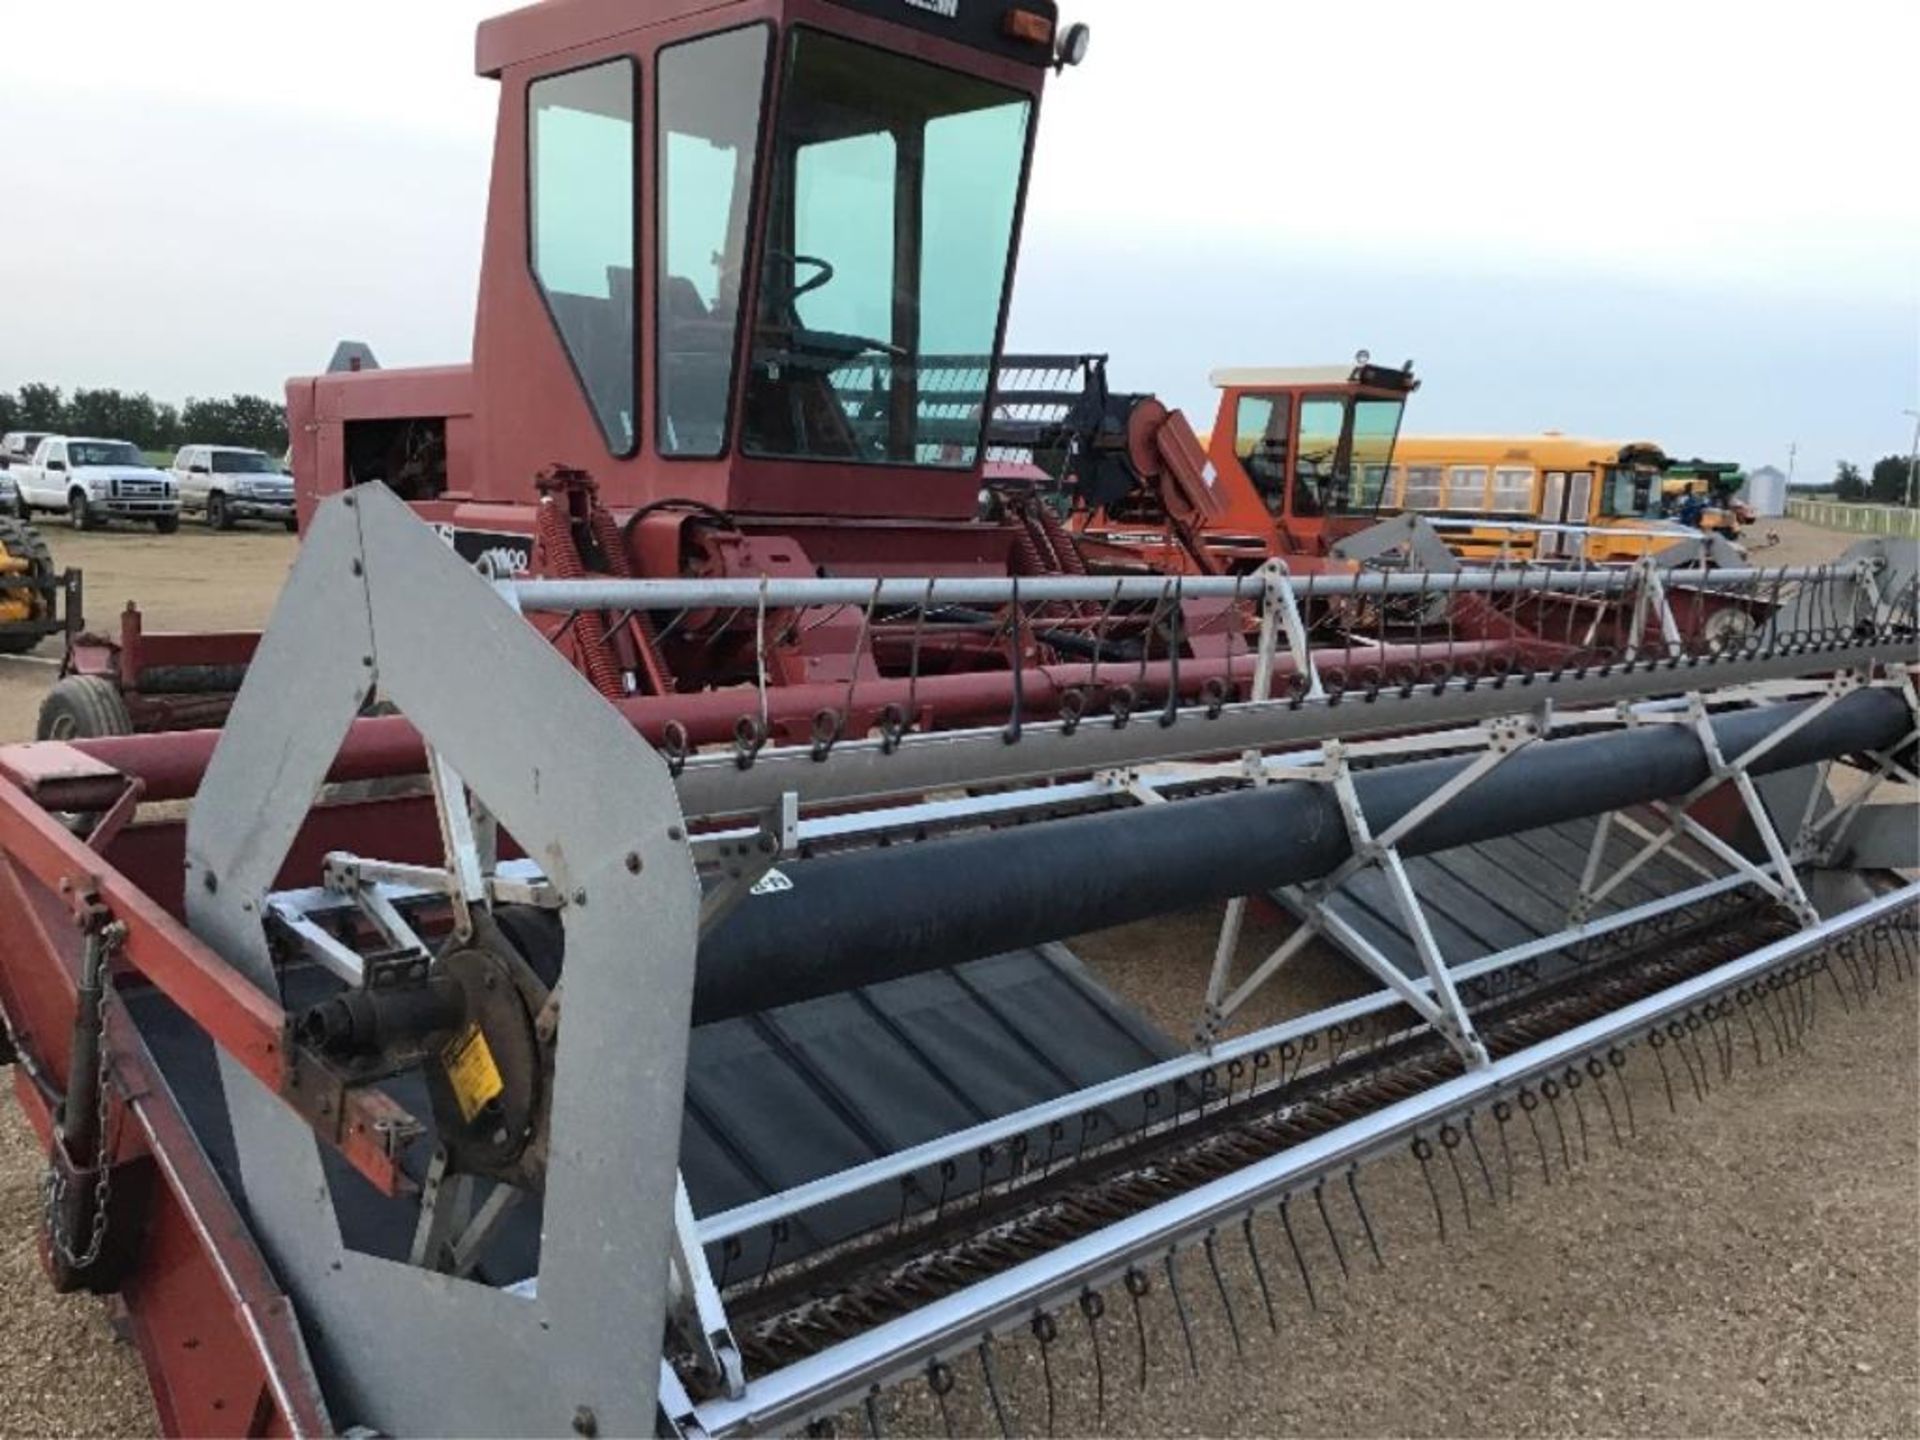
[[441, 1023, 505, 1123]]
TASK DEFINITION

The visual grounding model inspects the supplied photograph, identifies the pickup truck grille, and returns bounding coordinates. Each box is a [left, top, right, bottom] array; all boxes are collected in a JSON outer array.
[[112, 478, 167, 498]]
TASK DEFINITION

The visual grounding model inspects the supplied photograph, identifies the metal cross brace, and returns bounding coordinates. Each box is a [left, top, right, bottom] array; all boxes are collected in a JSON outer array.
[[1260, 559, 1324, 703], [1793, 670, 1920, 864], [1566, 682, 1865, 929], [1199, 713, 1547, 1065], [407, 1147, 524, 1280], [1623, 558, 1684, 663], [428, 746, 489, 942]]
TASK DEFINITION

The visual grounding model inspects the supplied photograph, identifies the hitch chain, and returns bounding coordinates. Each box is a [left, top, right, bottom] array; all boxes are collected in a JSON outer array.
[[41, 916, 127, 1272]]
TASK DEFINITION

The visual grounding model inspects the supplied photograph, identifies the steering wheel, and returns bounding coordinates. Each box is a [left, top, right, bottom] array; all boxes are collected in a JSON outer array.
[[766, 250, 836, 311], [760, 249, 906, 370]]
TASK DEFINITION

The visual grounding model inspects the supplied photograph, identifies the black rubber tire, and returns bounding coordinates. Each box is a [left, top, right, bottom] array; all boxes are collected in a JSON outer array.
[[493, 905, 564, 990], [208, 492, 234, 531], [0, 515, 55, 655], [68, 490, 99, 531], [154, 513, 179, 535], [283, 515, 299, 534], [10, 491, 28, 520], [36, 675, 133, 741]]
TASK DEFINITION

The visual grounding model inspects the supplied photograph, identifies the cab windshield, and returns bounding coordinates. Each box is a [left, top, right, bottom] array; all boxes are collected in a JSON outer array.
[[1602, 465, 1661, 518], [212, 451, 276, 474], [69, 442, 144, 467], [1290, 395, 1407, 517], [741, 29, 1033, 467]]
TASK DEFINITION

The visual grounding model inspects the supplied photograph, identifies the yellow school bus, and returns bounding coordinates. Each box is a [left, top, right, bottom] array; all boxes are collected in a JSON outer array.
[[1368, 435, 1721, 563]]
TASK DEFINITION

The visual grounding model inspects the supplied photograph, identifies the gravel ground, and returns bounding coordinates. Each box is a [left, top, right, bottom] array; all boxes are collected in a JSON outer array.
[[0, 517, 1914, 1437]]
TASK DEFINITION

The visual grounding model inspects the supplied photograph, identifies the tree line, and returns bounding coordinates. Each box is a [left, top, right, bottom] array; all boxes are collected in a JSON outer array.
[[1831, 455, 1914, 505], [0, 383, 288, 457]]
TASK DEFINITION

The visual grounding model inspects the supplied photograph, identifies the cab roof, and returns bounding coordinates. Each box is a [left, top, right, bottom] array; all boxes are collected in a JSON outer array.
[[1211, 363, 1420, 393], [476, 0, 758, 76]]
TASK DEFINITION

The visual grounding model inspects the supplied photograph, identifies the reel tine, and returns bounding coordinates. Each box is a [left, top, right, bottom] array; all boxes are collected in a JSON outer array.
[[1164, 1249, 1200, 1376], [1124, 1265, 1151, 1391], [1078, 1290, 1108, 1425], [1463, 1114, 1498, 1202], [1202, 1230, 1244, 1357], [1346, 1165, 1386, 1269], [1437, 1125, 1473, 1232], [977, 1334, 1013, 1440], [925, 1359, 956, 1440], [1538, 1078, 1573, 1173], [1648, 1028, 1680, 1113], [1311, 1178, 1351, 1280], [1562, 1068, 1592, 1164], [1753, 983, 1790, 1057], [1585, 1056, 1625, 1150], [1241, 1211, 1279, 1331], [1517, 1089, 1552, 1185], [1609, 1046, 1637, 1139], [1030, 1310, 1058, 1438], [1683, 1011, 1716, 1090], [1734, 988, 1767, 1066], [1708, 1002, 1737, 1079], [1278, 1195, 1318, 1311], [1492, 1099, 1518, 1202], [1410, 1134, 1447, 1243]]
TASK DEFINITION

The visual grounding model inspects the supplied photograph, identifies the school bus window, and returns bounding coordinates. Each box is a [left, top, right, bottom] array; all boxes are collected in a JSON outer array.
[[1403, 465, 1443, 509], [1446, 465, 1489, 510], [1491, 466, 1533, 512], [1359, 463, 1401, 509]]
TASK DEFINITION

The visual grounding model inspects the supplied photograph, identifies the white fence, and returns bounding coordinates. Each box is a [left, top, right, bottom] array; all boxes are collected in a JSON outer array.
[[1786, 498, 1920, 539]]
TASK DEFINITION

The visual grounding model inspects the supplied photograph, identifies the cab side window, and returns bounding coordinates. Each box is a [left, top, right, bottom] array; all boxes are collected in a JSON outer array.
[[529, 59, 640, 456], [1233, 394, 1291, 514]]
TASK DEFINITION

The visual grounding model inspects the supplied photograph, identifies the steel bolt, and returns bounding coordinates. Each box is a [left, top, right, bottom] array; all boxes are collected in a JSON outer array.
[[572, 888, 588, 907], [572, 1407, 598, 1437], [351, 559, 363, 576], [625, 852, 643, 874], [667, 825, 685, 842]]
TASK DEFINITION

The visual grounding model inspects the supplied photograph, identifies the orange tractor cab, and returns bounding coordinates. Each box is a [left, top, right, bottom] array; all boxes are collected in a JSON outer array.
[[997, 355, 1420, 576], [1195, 360, 1420, 561]]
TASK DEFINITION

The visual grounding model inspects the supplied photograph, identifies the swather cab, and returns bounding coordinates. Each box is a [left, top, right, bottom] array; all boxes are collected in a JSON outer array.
[[288, 0, 1068, 580]]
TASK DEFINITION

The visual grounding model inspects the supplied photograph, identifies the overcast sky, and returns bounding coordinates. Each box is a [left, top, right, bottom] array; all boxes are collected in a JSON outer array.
[[0, 0, 1914, 479]]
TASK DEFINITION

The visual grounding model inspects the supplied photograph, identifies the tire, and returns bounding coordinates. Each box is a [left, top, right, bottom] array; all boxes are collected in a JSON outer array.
[[208, 491, 234, 531], [10, 491, 28, 519], [0, 514, 56, 654], [68, 490, 99, 532], [154, 513, 180, 535], [0, 513, 53, 571], [284, 516, 299, 534], [36, 675, 133, 741]]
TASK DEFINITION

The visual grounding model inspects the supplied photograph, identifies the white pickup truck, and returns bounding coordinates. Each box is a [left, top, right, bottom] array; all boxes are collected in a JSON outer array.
[[169, 444, 296, 530], [13, 436, 181, 532]]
